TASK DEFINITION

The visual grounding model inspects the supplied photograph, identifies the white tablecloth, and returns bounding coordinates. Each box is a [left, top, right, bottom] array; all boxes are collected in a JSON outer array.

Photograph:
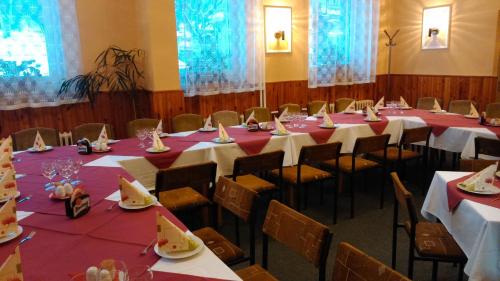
[[422, 171, 500, 281]]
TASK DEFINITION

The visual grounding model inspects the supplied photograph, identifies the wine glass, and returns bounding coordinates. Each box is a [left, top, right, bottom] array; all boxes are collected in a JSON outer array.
[[145, 128, 155, 147], [41, 161, 57, 191], [70, 158, 82, 185], [137, 129, 147, 148], [299, 112, 308, 128]]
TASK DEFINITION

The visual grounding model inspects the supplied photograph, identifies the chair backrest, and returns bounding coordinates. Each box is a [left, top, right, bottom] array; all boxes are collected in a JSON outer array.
[[279, 103, 301, 115], [12, 127, 59, 151], [332, 242, 410, 281], [233, 150, 285, 178], [307, 100, 329, 116], [390, 172, 418, 227], [353, 134, 390, 155], [486, 102, 500, 118], [355, 99, 374, 111], [334, 98, 355, 113], [474, 137, 500, 158], [298, 142, 342, 166], [171, 114, 204, 133], [213, 176, 258, 222], [155, 162, 217, 197], [244, 107, 271, 123], [263, 200, 332, 270], [448, 100, 475, 115], [416, 97, 441, 110], [72, 123, 114, 142], [58, 131, 73, 146], [459, 159, 498, 172], [127, 118, 160, 137], [400, 126, 432, 147], [211, 110, 240, 127]]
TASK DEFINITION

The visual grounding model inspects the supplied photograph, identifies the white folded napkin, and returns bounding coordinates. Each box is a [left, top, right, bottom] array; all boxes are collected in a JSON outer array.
[[400, 96, 409, 108], [245, 111, 256, 124], [0, 168, 18, 200], [322, 112, 335, 127], [156, 120, 163, 135], [343, 101, 356, 113], [0, 199, 17, 239], [203, 116, 213, 130], [460, 163, 498, 192], [432, 99, 442, 111], [374, 97, 384, 111], [151, 131, 166, 151], [119, 176, 154, 206], [0, 136, 13, 159], [274, 117, 289, 135], [96, 126, 109, 150], [366, 106, 379, 121], [0, 154, 13, 176], [218, 123, 230, 142], [278, 107, 288, 121], [469, 104, 479, 118], [157, 212, 197, 254], [0, 246, 23, 280], [32, 131, 46, 151], [316, 104, 327, 116]]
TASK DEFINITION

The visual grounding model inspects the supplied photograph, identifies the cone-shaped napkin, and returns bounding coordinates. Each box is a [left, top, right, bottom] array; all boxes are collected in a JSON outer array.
[[366, 106, 379, 121], [458, 163, 498, 192], [0, 169, 17, 200], [0, 154, 14, 175], [343, 101, 356, 113], [316, 104, 327, 116], [278, 107, 288, 121], [245, 111, 256, 124], [0, 136, 13, 159], [322, 112, 335, 127], [203, 116, 213, 130], [119, 176, 154, 206], [0, 246, 23, 281], [97, 126, 108, 144], [400, 96, 409, 108], [156, 120, 163, 135], [374, 97, 384, 111], [218, 124, 230, 142], [157, 212, 197, 253], [151, 131, 166, 151], [469, 104, 479, 118], [0, 198, 18, 239], [432, 99, 442, 111], [32, 131, 46, 151], [274, 117, 289, 135]]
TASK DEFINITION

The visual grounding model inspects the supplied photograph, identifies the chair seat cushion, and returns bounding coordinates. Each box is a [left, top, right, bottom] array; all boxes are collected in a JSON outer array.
[[271, 165, 331, 184], [236, 264, 278, 281], [404, 222, 465, 259], [369, 147, 420, 161], [158, 187, 210, 212], [324, 155, 379, 173], [192, 227, 244, 264], [236, 175, 276, 193]]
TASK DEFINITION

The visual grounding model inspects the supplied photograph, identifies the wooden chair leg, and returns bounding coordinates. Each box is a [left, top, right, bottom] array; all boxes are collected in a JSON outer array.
[[408, 241, 415, 279], [350, 173, 355, 219], [431, 261, 439, 281], [380, 166, 386, 209], [234, 215, 240, 246], [457, 262, 464, 281], [304, 183, 309, 210], [333, 179, 338, 224], [319, 181, 324, 205]]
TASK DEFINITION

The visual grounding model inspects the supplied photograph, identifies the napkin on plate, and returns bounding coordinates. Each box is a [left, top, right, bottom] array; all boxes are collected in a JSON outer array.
[[151, 131, 166, 151], [274, 117, 289, 135], [0, 169, 17, 200], [400, 96, 409, 108], [366, 106, 379, 121], [432, 99, 442, 111], [156, 120, 163, 135], [343, 101, 356, 113], [316, 104, 327, 116], [459, 163, 498, 192], [157, 212, 197, 253], [0, 199, 18, 239], [203, 116, 213, 130], [321, 112, 335, 127], [32, 131, 46, 151], [0, 246, 23, 281], [374, 97, 384, 111], [468, 104, 479, 118], [245, 111, 256, 124], [278, 107, 288, 121], [0, 153, 14, 176], [218, 124, 230, 142], [0, 136, 13, 159], [119, 176, 154, 206], [95, 126, 109, 151]]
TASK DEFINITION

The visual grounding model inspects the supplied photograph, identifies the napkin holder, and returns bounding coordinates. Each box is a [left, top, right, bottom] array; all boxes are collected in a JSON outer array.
[[65, 187, 91, 219], [77, 138, 92, 155]]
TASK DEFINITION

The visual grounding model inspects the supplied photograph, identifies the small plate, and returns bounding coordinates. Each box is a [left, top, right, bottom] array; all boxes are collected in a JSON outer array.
[[118, 196, 157, 210], [91, 139, 119, 145], [49, 192, 71, 200], [319, 124, 338, 129], [457, 183, 500, 195], [270, 130, 290, 136], [430, 110, 447, 114], [27, 146, 53, 153], [0, 191, 20, 203], [0, 226, 23, 244], [154, 235, 204, 259], [146, 147, 171, 154], [159, 133, 169, 138], [198, 128, 217, 132], [92, 147, 112, 153], [364, 118, 382, 122], [212, 137, 235, 144], [313, 114, 324, 118], [464, 115, 478, 119]]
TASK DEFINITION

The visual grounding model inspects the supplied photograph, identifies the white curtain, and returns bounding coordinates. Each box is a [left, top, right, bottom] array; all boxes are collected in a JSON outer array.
[[0, 0, 82, 109], [175, 0, 264, 97], [308, 0, 379, 88]]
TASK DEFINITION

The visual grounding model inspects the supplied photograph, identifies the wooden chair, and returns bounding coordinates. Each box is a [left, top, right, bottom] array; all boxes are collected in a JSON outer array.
[[271, 142, 342, 223], [155, 162, 217, 223], [278, 103, 301, 115], [58, 131, 73, 146], [485, 102, 500, 118], [355, 99, 374, 111], [72, 123, 114, 142], [390, 173, 466, 281], [334, 98, 355, 113], [416, 97, 441, 110], [235, 200, 332, 281], [448, 100, 476, 115], [171, 113, 204, 133], [307, 100, 329, 116], [324, 134, 390, 218], [126, 118, 160, 137], [332, 242, 410, 281], [212, 110, 240, 127], [193, 176, 258, 266], [459, 159, 497, 172], [244, 107, 271, 123], [474, 137, 500, 159], [12, 127, 59, 151]]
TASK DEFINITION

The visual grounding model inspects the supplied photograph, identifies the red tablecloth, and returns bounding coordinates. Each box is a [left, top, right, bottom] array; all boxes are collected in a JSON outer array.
[[446, 174, 500, 211]]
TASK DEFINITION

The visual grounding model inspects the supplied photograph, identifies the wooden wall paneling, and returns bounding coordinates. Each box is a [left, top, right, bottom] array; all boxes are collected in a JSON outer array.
[[150, 90, 185, 132]]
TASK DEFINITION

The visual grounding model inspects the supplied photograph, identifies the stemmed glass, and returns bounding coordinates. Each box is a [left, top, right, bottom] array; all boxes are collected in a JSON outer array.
[[41, 161, 57, 191], [137, 129, 147, 148], [145, 128, 155, 148], [299, 112, 308, 128], [70, 158, 83, 185], [55, 159, 72, 184]]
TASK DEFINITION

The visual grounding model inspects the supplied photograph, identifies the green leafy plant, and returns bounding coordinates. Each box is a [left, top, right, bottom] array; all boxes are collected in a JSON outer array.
[[58, 46, 145, 118]]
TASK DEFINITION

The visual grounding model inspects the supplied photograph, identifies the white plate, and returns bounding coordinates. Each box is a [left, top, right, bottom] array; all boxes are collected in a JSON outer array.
[[319, 124, 338, 129], [464, 115, 478, 119], [91, 139, 119, 145], [270, 130, 289, 136], [430, 110, 447, 114], [457, 183, 500, 195], [0, 191, 20, 203], [212, 137, 235, 144], [92, 147, 112, 153], [364, 118, 382, 122], [198, 128, 217, 132], [313, 114, 324, 118], [0, 226, 23, 244], [27, 146, 53, 153], [146, 147, 171, 153], [118, 196, 158, 210], [154, 235, 204, 259], [159, 133, 169, 138]]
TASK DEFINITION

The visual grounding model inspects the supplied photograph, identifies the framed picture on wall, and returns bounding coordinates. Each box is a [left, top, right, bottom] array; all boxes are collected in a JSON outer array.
[[264, 6, 292, 53], [421, 5, 451, 50]]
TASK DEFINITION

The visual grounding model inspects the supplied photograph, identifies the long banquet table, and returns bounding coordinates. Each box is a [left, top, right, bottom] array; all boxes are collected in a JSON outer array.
[[2, 109, 500, 280]]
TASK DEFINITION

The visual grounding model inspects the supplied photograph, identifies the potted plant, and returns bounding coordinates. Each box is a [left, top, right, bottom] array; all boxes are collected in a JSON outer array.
[[58, 46, 145, 118]]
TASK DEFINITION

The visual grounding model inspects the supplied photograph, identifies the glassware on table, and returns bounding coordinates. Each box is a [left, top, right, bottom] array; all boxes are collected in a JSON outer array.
[[41, 161, 57, 191], [137, 129, 147, 148], [299, 112, 308, 128], [145, 128, 155, 148], [71, 158, 82, 185]]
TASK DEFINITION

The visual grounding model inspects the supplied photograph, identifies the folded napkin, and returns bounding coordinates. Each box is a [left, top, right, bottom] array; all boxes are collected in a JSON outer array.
[[400, 96, 409, 107], [218, 123, 230, 142], [0, 136, 13, 159], [119, 176, 154, 206], [157, 212, 197, 254], [321, 112, 335, 127], [459, 163, 498, 192], [32, 130, 46, 151], [245, 111, 256, 124], [0, 246, 23, 281], [432, 99, 442, 111], [156, 120, 163, 135], [366, 106, 379, 121], [0, 198, 18, 239], [343, 101, 356, 113], [374, 97, 384, 111], [95, 126, 109, 151], [316, 104, 327, 116], [278, 107, 288, 121], [203, 116, 213, 130], [0, 153, 14, 176], [0, 169, 17, 200], [274, 117, 289, 135], [469, 104, 479, 118], [151, 131, 166, 151]]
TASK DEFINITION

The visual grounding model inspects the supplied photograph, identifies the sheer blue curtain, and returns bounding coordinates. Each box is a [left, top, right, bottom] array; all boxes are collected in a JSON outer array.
[[0, 0, 81, 109], [175, 0, 264, 97], [308, 0, 379, 88]]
